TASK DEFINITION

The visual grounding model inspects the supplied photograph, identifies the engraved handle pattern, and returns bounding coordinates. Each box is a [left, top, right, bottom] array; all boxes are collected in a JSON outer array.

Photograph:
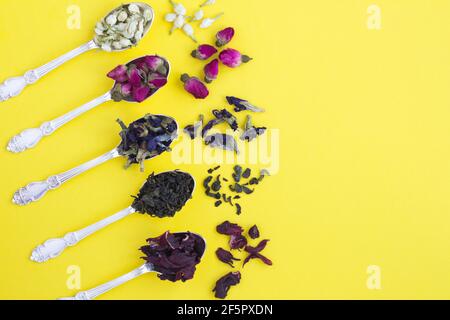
[[59, 264, 153, 300], [31, 207, 136, 263], [13, 149, 119, 206], [0, 41, 98, 102], [7, 92, 111, 153]]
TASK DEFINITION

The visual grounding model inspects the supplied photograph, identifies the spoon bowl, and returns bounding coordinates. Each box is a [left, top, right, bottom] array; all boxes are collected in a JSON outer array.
[[94, 3, 154, 52]]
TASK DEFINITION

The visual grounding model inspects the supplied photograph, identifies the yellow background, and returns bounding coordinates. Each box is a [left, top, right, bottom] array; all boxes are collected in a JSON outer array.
[[1, 0, 450, 300]]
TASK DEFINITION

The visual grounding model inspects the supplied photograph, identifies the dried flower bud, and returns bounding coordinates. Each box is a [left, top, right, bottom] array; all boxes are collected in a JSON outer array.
[[200, 13, 223, 28], [191, 44, 218, 60], [204, 133, 239, 154], [216, 27, 235, 47], [106, 14, 117, 26], [226, 96, 265, 112], [219, 48, 252, 68], [165, 13, 177, 22], [204, 59, 219, 83], [248, 225, 260, 239], [128, 4, 140, 14], [180, 74, 209, 99], [172, 2, 187, 15], [193, 9, 204, 21], [183, 23, 197, 42], [201, 0, 216, 7]]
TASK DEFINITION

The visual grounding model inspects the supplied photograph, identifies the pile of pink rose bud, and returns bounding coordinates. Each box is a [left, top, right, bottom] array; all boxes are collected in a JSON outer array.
[[107, 55, 169, 102], [213, 221, 272, 299], [183, 96, 266, 155], [203, 165, 270, 215], [181, 27, 252, 99]]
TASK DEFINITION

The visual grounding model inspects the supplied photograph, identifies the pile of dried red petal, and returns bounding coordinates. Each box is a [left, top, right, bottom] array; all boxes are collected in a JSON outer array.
[[213, 221, 272, 299]]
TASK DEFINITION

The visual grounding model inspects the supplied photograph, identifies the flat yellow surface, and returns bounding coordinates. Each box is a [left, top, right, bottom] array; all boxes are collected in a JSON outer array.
[[1, 0, 450, 300]]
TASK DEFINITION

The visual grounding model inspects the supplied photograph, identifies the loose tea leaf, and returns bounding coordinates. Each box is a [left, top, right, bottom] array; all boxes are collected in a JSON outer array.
[[242, 168, 251, 179], [235, 203, 242, 215], [140, 231, 205, 282], [131, 171, 194, 217], [117, 114, 178, 171], [216, 248, 240, 267], [213, 272, 241, 299], [211, 176, 222, 192], [208, 165, 221, 174], [243, 239, 273, 267]]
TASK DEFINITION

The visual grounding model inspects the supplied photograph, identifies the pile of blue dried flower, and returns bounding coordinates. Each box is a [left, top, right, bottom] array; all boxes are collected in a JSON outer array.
[[183, 96, 266, 154]]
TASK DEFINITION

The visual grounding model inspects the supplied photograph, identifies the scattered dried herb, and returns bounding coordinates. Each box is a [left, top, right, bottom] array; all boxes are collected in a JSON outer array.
[[213, 271, 241, 299], [213, 109, 238, 131], [235, 203, 242, 215], [211, 176, 222, 192], [215, 200, 222, 207], [208, 165, 221, 174], [117, 114, 177, 171], [243, 239, 273, 267], [226, 96, 264, 113], [140, 231, 205, 282], [242, 168, 251, 179], [131, 171, 194, 217], [216, 248, 240, 267], [204, 133, 239, 154], [248, 225, 260, 239], [183, 114, 203, 139], [240, 115, 267, 142]]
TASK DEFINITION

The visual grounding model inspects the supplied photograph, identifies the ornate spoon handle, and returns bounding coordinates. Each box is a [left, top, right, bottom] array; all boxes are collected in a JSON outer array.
[[60, 264, 154, 300], [0, 40, 98, 102], [31, 206, 136, 263], [7, 91, 112, 153], [13, 148, 120, 206]]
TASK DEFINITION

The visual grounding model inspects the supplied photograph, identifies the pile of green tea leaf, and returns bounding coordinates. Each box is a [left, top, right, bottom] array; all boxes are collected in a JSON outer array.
[[203, 165, 270, 215], [132, 171, 194, 218]]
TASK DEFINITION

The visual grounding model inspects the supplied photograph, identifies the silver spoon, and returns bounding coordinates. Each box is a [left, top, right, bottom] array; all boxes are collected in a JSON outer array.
[[31, 171, 196, 263], [59, 232, 206, 300], [0, 2, 154, 102], [7, 55, 170, 153], [12, 114, 178, 206]]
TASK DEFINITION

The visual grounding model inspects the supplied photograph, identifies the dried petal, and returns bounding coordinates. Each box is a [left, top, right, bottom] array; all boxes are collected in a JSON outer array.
[[216, 248, 240, 267], [191, 44, 218, 60], [140, 231, 204, 282], [213, 272, 241, 299], [248, 225, 260, 239], [180, 74, 209, 99], [229, 234, 247, 250], [212, 109, 238, 131], [216, 27, 235, 47], [204, 133, 239, 154], [132, 86, 150, 103], [204, 59, 219, 83], [243, 239, 273, 266], [216, 221, 243, 236], [219, 49, 252, 68], [226, 96, 265, 113]]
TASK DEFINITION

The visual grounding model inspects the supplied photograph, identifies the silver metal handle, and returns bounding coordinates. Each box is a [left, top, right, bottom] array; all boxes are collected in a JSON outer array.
[[7, 92, 111, 153], [13, 148, 120, 206], [60, 264, 153, 300], [31, 207, 136, 263], [0, 41, 98, 102]]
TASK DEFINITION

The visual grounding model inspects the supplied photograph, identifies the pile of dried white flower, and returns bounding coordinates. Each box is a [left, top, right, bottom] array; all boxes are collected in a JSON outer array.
[[94, 3, 153, 52], [165, 0, 223, 42]]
